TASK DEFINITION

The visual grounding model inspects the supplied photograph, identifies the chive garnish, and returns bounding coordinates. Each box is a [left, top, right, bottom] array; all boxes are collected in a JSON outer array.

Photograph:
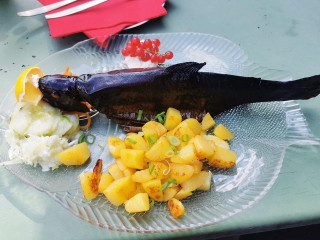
[[170, 145, 179, 155], [24, 134, 30, 138], [161, 179, 176, 191], [126, 137, 137, 144], [147, 135, 157, 149], [165, 148, 175, 158], [78, 134, 86, 143], [98, 144, 105, 150], [149, 162, 155, 175], [168, 136, 180, 146], [155, 111, 166, 124], [78, 133, 96, 144], [85, 134, 96, 144], [150, 199, 155, 208], [137, 110, 143, 121], [181, 134, 189, 142]]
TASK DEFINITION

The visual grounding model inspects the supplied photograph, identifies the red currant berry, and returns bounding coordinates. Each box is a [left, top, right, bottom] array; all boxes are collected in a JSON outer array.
[[136, 47, 144, 57], [151, 45, 159, 53], [165, 51, 173, 59], [152, 38, 160, 47], [142, 39, 152, 49], [126, 45, 136, 56], [158, 55, 166, 63], [121, 48, 129, 56], [150, 54, 159, 63], [131, 37, 141, 47], [140, 52, 151, 62], [126, 41, 132, 48]]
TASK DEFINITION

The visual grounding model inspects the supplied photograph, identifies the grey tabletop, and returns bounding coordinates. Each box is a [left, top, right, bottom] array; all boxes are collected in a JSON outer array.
[[1, 0, 320, 239]]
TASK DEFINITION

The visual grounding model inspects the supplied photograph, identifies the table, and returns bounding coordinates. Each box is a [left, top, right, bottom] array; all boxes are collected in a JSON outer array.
[[1, 0, 320, 239]]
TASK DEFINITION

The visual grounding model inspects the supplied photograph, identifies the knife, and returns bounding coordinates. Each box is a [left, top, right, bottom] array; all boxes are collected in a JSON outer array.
[[46, 0, 108, 19], [17, 0, 79, 17]]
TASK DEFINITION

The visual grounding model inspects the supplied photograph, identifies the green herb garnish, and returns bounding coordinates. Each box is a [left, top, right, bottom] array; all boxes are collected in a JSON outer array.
[[137, 110, 143, 121], [170, 145, 179, 155], [168, 135, 180, 146], [155, 111, 166, 124], [165, 148, 175, 158], [24, 134, 30, 138], [126, 137, 137, 144], [181, 134, 189, 142], [61, 115, 71, 122], [161, 179, 176, 191], [150, 199, 155, 208], [149, 162, 155, 175], [98, 144, 105, 150], [51, 165, 60, 171], [78, 133, 96, 144], [147, 135, 157, 149]]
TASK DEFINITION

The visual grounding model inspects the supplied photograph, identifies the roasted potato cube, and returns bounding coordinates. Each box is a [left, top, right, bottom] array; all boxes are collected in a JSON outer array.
[[213, 124, 234, 140], [180, 118, 202, 135], [163, 186, 180, 201], [123, 168, 136, 177], [125, 193, 150, 213], [132, 169, 154, 183], [208, 146, 236, 168], [142, 179, 163, 201], [193, 135, 215, 160], [201, 112, 215, 130], [108, 137, 126, 158], [169, 163, 194, 184], [79, 172, 101, 200], [164, 108, 182, 130], [170, 144, 198, 164], [115, 158, 127, 171], [57, 142, 90, 165], [120, 149, 144, 169], [152, 162, 170, 180], [145, 137, 171, 161], [107, 163, 124, 180], [192, 159, 203, 174], [103, 176, 136, 206], [125, 133, 148, 151], [98, 172, 114, 193], [174, 188, 192, 200], [168, 198, 185, 219], [169, 123, 195, 142], [203, 135, 230, 150], [142, 121, 167, 140], [198, 171, 212, 190], [181, 171, 212, 192]]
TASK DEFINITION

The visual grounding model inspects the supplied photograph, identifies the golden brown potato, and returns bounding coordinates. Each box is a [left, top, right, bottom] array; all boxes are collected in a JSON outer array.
[[208, 146, 236, 168], [57, 142, 90, 165], [168, 198, 185, 219]]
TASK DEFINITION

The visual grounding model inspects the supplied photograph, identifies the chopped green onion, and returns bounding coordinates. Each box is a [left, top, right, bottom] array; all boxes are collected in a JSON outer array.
[[149, 162, 155, 175], [155, 111, 166, 124], [78, 134, 86, 143], [78, 133, 96, 145], [98, 144, 105, 150], [85, 134, 96, 144], [51, 165, 60, 171], [147, 135, 157, 149], [170, 145, 179, 155], [150, 199, 155, 208], [24, 134, 30, 138], [165, 148, 175, 158], [181, 134, 189, 142], [126, 137, 137, 144], [168, 136, 180, 146], [161, 179, 177, 191], [137, 110, 143, 121]]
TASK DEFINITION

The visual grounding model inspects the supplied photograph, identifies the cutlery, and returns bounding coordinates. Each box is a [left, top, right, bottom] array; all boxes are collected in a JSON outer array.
[[17, 0, 79, 17]]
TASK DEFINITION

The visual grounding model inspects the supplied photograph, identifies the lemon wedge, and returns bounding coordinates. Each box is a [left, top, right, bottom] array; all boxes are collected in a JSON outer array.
[[14, 66, 44, 105]]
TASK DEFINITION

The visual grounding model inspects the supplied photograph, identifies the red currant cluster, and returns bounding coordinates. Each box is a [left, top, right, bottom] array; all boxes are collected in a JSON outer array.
[[121, 37, 174, 64]]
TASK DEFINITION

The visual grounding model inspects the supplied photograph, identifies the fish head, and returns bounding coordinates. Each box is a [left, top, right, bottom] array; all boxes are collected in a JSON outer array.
[[38, 75, 89, 113]]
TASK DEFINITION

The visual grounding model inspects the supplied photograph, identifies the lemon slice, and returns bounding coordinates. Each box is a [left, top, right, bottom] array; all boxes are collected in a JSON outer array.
[[14, 66, 44, 105]]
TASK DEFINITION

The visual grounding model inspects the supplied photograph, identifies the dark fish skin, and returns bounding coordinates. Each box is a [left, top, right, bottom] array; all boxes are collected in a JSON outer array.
[[39, 62, 320, 132]]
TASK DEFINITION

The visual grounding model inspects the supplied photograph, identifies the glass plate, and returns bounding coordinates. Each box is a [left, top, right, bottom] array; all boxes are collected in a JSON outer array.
[[0, 33, 319, 233]]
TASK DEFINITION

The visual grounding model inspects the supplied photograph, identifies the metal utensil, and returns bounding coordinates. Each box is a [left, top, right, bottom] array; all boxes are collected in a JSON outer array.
[[17, 0, 79, 17], [46, 0, 108, 19]]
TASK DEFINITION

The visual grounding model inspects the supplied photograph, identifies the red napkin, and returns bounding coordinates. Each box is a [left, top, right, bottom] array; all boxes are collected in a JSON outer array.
[[38, 0, 167, 44]]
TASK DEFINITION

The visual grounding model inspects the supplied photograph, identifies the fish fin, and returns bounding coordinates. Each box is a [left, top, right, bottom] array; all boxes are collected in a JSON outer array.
[[165, 62, 206, 74]]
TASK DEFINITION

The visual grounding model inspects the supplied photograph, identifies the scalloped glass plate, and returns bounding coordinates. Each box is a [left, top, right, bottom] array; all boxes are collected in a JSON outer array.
[[0, 33, 319, 233]]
